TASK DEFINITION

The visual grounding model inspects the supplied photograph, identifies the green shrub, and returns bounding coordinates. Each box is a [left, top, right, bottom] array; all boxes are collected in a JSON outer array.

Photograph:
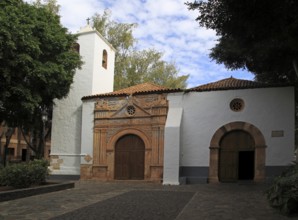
[[28, 159, 49, 185], [266, 162, 298, 216], [0, 163, 32, 188], [0, 159, 49, 189]]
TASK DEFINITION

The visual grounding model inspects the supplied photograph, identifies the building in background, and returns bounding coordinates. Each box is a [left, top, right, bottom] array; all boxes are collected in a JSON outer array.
[[0, 127, 51, 163]]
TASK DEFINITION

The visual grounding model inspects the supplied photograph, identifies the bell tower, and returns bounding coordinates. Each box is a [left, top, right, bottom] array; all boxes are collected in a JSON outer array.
[[50, 23, 115, 175]]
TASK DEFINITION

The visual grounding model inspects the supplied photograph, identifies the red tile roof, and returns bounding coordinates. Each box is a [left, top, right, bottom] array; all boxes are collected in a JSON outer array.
[[82, 82, 182, 100], [187, 77, 290, 92], [82, 78, 291, 100]]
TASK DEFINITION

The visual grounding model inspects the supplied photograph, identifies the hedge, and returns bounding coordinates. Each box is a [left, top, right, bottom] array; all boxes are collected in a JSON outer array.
[[0, 159, 49, 189]]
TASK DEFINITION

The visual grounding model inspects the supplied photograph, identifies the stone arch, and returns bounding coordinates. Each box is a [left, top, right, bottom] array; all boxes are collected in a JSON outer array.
[[107, 128, 151, 179], [209, 121, 267, 183], [108, 128, 150, 151]]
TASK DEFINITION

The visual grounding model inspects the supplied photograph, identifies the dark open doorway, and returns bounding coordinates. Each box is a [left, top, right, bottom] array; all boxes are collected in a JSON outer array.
[[238, 151, 254, 180], [219, 130, 255, 182], [22, 149, 27, 161]]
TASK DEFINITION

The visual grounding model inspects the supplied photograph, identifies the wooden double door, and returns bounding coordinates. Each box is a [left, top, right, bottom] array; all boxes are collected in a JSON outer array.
[[219, 130, 255, 182], [114, 134, 145, 180]]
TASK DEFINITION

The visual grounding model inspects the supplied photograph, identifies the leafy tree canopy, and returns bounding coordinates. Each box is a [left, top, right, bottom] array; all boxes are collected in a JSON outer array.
[[0, 0, 82, 126], [186, 0, 298, 83], [33, 0, 60, 15], [92, 10, 189, 90]]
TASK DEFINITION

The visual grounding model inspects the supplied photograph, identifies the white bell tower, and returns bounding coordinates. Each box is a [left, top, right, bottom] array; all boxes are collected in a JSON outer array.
[[50, 23, 115, 175]]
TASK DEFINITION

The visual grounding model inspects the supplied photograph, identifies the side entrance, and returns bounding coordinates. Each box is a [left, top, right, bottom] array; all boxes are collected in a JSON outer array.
[[114, 134, 145, 180], [219, 130, 255, 182], [209, 121, 266, 183]]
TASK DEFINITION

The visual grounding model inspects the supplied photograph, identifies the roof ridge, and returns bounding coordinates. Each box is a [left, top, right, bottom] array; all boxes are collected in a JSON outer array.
[[186, 77, 284, 92], [113, 82, 168, 94], [82, 82, 182, 100]]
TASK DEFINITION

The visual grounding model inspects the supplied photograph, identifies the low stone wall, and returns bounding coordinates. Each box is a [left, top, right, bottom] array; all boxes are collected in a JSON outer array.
[[0, 182, 75, 202]]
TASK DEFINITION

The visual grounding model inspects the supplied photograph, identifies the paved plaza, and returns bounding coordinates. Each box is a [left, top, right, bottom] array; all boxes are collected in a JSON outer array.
[[0, 181, 293, 220]]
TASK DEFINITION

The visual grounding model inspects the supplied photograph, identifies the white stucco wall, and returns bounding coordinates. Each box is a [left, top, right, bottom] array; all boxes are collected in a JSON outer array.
[[92, 33, 115, 94], [51, 26, 115, 175], [163, 93, 184, 185], [80, 99, 95, 165], [164, 86, 294, 184], [180, 87, 295, 167], [163, 108, 183, 185]]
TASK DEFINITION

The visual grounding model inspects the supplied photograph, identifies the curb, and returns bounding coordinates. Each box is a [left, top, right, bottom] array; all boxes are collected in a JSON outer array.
[[0, 182, 75, 202]]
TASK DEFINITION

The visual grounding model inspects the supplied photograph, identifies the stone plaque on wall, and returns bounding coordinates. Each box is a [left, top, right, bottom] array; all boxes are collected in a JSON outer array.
[[271, 130, 284, 137]]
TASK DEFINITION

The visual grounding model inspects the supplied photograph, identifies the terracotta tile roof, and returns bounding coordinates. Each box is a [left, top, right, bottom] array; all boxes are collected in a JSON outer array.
[[82, 82, 182, 100], [186, 77, 290, 92], [82, 77, 291, 100]]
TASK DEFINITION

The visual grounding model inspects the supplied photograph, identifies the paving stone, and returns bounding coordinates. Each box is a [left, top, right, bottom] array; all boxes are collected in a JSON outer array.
[[0, 181, 294, 220], [51, 190, 194, 220]]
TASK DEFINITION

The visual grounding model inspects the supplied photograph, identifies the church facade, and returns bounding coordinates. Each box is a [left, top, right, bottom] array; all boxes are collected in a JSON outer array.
[[50, 25, 295, 184]]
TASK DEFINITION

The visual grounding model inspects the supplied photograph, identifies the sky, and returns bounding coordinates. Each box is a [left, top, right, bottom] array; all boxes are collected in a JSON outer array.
[[27, 0, 254, 88]]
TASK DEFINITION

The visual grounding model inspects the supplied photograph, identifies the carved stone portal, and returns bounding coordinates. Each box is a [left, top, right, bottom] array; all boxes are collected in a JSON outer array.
[[81, 94, 168, 182]]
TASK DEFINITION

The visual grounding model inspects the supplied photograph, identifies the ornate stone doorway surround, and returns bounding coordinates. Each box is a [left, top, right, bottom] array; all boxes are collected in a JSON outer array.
[[108, 129, 151, 180], [83, 92, 168, 181], [208, 121, 267, 183]]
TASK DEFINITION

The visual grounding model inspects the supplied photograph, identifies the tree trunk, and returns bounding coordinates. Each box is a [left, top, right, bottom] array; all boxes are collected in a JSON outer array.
[[16, 127, 22, 161], [0, 131, 3, 165], [0, 122, 7, 164], [37, 123, 44, 159], [3, 127, 15, 166], [20, 127, 37, 156]]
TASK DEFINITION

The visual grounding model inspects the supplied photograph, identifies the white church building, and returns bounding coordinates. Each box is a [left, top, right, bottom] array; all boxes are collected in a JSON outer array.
[[50, 25, 295, 184]]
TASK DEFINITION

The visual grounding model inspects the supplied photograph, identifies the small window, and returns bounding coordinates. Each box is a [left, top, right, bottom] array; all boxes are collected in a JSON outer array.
[[72, 43, 80, 53], [8, 147, 15, 156], [230, 98, 244, 112], [102, 49, 108, 69], [126, 105, 136, 116]]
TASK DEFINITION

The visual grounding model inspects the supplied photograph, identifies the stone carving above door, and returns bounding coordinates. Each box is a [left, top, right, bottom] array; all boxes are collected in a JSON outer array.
[[95, 95, 167, 109], [95, 94, 168, 120], [95, 98, 126, 110]]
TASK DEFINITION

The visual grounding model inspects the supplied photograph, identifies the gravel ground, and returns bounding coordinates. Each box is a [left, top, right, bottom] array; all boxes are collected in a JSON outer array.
[[51, 190, 195, 220]]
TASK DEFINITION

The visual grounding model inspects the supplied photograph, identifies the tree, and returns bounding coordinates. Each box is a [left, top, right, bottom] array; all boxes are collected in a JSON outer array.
[[0, 0, 82, 159], [185, 0, 298, 83], [32, 0, 60, 15], [186, 0, 298, 157], [92, 10, 189, 90], [123, 49, 188, 89]]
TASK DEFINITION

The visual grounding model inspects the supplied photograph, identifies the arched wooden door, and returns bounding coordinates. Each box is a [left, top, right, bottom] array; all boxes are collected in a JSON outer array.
[[115, 134, 145, 180], [219, 130, 255, 182]]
